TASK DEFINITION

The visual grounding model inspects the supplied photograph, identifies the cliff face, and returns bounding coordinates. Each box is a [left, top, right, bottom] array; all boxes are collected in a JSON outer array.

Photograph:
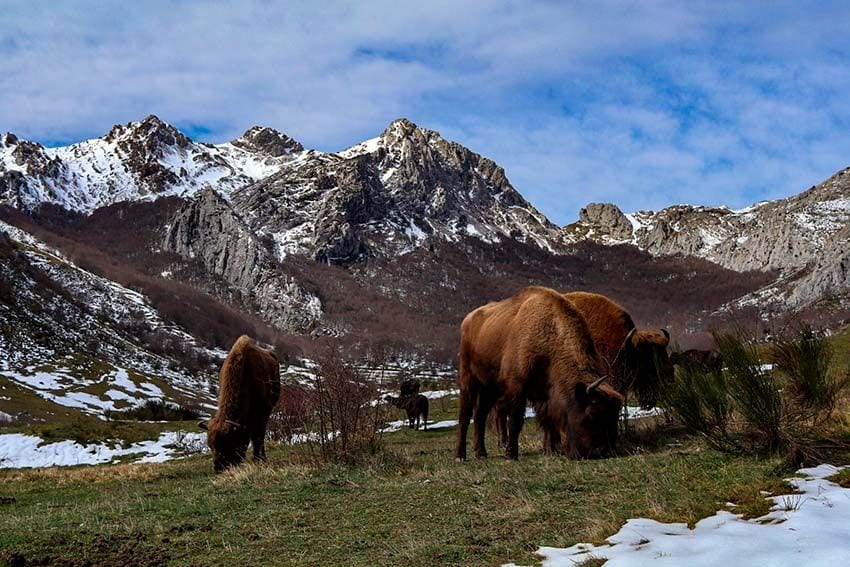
[[164, 188, 322, 333]]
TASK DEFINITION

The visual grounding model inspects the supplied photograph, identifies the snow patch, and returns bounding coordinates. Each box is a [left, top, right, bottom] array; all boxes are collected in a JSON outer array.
[[509, 464, 850, 567], [0, 431, 207, 469]]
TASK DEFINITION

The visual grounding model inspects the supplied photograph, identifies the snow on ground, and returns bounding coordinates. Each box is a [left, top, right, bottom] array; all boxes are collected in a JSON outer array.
[[0, 431, 207, 469], [420, 389, 458, 399], [382, 419, 459, 433], [508, 464, 850, 567], [1, 366, 165, 416]]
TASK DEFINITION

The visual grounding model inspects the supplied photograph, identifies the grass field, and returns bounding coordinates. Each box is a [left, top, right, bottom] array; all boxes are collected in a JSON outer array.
[[0, 413, 800, 567], [2, 329, 848, 566]]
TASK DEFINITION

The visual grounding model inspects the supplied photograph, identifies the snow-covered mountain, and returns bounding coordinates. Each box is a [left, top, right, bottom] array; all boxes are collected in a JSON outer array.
[[0, 115, 300, 212], [232, 118, 559, 263], [564, 167, 850, 310], [1, 116, 559, 262]]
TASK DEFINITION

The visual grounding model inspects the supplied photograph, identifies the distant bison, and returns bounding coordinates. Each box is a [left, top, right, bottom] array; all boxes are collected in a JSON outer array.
[[457, 286, 623, 460], [386, 393, 429, 430], [671, 349, 723, 374], [198, 335, 281, 472], [399, 379, 421, 398]]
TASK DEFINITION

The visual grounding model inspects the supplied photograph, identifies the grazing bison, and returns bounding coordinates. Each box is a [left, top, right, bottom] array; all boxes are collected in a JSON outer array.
[[386, 393, 430, 430], [198, 335, 281, 472], [671, 349, 723, 374], [493, 291, 673, 448], [562, 292, 673, 409], [457, 286, 623, 460]]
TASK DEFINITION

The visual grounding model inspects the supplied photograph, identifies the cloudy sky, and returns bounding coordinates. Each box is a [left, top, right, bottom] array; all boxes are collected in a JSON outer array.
[[2, 1, 849, 223]]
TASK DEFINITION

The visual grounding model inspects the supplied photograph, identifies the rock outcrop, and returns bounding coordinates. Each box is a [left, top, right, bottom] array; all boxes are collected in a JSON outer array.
[[164, 188, 322, 333]]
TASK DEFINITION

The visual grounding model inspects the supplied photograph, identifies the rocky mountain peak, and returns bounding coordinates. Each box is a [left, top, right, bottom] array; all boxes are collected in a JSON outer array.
[[577, 203, 634, 242], [104, 114, 191, 154], [2, 132, 19, 147], [231, 126, 304, 157]]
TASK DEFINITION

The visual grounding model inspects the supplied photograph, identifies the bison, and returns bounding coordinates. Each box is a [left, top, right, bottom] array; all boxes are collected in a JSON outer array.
[[493, 291, 673, 449], [198, 335, 281, 472], [385, 393, 430, 430], [457, 286, 623, 460], [562, 292, 673, 409], [671, 349, 723, 374]]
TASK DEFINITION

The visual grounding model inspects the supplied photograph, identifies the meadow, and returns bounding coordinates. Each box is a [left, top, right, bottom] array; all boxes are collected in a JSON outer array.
[[1, 326, 849, 566]]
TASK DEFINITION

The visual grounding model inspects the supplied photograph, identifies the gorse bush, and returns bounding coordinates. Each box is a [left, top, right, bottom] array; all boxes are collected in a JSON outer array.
[[664, 327, 849, 459], [716, 331, 783, 449], [663, 364, 733, 450], [773, 325, 848, 419]]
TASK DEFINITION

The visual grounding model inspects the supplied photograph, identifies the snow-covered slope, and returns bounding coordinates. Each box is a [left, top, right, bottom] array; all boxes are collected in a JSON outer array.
[[0, 116, 301, 212], [0, 220, 217, 424]]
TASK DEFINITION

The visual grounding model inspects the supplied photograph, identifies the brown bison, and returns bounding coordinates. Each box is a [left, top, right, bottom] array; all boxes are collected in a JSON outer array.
[[562, 292, 673, 408], [385, 393, 430, 430], [198, 335, 281, 472], [493, 291, 673, 448], [457, 286, 623, 460], [671, 349, 723, 374]]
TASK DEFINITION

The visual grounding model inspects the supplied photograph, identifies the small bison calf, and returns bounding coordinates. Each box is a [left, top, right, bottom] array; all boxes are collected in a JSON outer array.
[[386, 393, 429, 430]]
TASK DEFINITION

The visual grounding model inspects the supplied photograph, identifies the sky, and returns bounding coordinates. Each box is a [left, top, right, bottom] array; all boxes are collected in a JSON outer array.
[[2, 1, 850, 224]]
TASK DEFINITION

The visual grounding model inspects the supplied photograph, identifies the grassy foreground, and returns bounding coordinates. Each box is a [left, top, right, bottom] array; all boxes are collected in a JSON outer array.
[[0, 419, 798, 567]]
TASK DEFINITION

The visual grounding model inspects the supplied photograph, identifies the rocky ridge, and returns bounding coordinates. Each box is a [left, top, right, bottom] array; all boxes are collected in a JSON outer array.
[[565, 167, 850, 308]]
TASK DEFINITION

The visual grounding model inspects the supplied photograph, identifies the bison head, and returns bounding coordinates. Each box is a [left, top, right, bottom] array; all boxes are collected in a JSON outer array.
[[625, 328, 673, 408], [565, 376, 624, 459], [198, 418, 250, 473]]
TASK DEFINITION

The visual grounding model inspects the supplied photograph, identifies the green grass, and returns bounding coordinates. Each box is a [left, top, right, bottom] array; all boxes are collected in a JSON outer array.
[[829, 325, 850, 375], [0, 422, 798, 567]]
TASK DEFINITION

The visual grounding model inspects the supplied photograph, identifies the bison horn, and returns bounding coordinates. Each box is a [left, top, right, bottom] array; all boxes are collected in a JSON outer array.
[[625, 328, 637, 344], [661, 328, 670, 340], [587, 375, 609, 393], [197, 420, 208, 430]]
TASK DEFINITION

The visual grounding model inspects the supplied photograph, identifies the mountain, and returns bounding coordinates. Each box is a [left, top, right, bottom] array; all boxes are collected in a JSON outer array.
[[564, 167, 850, 313], [232, 118, 559, 263], [1, 113, 840, 374], [0, 115, 299, 212]]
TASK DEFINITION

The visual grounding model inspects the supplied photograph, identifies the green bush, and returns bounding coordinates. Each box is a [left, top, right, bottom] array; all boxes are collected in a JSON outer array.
[[664, 327, 849, 458], [716, 331, 783, 449], [773, 325, 849, 419], [663, 364, 733, 450]]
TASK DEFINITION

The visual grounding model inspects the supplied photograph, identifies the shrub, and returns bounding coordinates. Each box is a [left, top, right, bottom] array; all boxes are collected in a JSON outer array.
[[664, 328, 850, 460], [717, 331, 783, 449], [267, 383, 313, 443], [663, 364, 733, 450], [306, 349, 389, 464], [773, 325, 849, 419]]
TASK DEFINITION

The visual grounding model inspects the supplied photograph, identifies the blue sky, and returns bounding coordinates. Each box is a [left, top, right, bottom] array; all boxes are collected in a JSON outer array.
[[2, 1, 849, 224]]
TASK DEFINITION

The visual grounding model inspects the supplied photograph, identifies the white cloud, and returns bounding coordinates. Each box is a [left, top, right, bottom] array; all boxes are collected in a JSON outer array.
[[1, 1, 849, 223]]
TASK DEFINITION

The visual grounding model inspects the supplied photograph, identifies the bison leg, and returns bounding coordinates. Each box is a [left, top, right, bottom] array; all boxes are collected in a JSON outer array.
[[252, 430, 267, 462], [455, 381, 478, 461], [494, 407, 509, 449], [473, 389, 496, 459], [505, 398, 526, 460], [542, 427, 563, 456], [422, 404, 428, 431]]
